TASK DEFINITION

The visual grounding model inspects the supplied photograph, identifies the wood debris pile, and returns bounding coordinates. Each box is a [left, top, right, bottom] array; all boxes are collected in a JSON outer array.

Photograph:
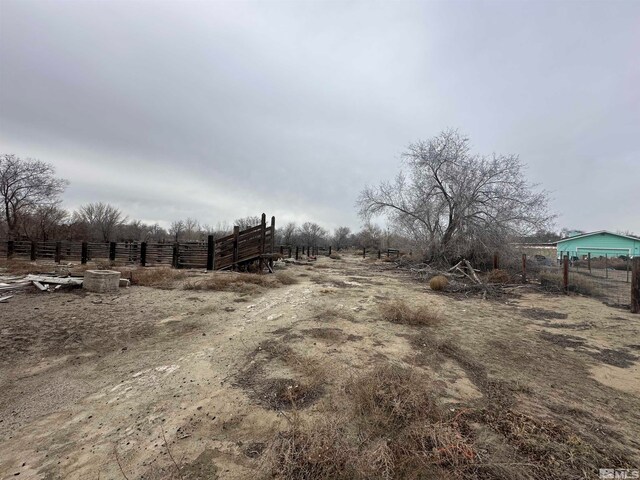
[[0, 274, 83, 303], [408, 259, 530, 298]]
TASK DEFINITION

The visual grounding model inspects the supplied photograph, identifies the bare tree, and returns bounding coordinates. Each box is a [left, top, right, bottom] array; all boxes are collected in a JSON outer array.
[[358, 129, 553, 263], [333, 226, 351, 250], [183, 217, 201, 241], [148, 223, 168, 241], [74, 202, 127, 241], [356, 223, 382, 249], [20, 204, 69, 241], [299, 222, 327, 247], [0, 154, 68, 239], [169, 220, 185, 242], [122, 219, 151, 241], [234, 215, 261, 230], [281, 222, 297, 245]]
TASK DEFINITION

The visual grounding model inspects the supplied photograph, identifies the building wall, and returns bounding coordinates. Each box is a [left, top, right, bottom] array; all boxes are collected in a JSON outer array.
[[557, 233, 640, 259]]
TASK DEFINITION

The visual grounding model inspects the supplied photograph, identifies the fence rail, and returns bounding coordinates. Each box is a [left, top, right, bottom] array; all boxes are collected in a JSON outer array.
[[2, 213, 277, 271]]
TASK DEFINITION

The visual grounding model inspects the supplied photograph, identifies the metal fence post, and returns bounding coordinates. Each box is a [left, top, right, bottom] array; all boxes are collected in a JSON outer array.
[[631, 257, 639, 314], [295, 246, 299, 260], [588, 253, 591, 273], [605, 253, 608, 279], [328, 246, 332, 256], [7, 240, 14, 259], [563, 256, 569, 294], [493, 253, 499, 270], [627, 256, 630, 283], [362, 247, 366, 258], [522, 253, 527, 283], [30, 241, 36, 261], [55, 241, 62, 264]]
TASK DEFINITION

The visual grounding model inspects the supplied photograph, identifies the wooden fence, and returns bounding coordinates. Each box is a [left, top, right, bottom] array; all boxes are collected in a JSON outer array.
[[2, 214, 276, 271]]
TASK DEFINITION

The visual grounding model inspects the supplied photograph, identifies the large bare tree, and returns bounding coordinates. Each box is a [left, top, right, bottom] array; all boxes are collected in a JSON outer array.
[[20, 204, 69, 241], [74, 202, 127, 241], [333, 226, 351, 250], [358, 130, 553, 263], [280, 222, 297, 245], [0, 154, 68, 239], [299, 222, 327, 247]]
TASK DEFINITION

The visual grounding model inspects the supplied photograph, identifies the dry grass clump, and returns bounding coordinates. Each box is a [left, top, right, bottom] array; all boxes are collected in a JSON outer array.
[[130, 267, 188, 288], [238, 339, 328, 411], [328, 253, 341, 260], [264, 365, 474, 479], [379, 300, 440, 326], [429, 275, 449, 291], [1, 259, 54, 275], [487, 269, 511, 284], [275, 271, 299, 285], [184, 272, 297, 293], [265, 359, 633, 480], [311, 306, 355, 323], [258, 377, 325, 410]]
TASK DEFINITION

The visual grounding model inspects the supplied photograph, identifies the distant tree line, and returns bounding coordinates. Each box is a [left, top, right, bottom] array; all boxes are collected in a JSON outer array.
[[0, 154, 403, 249]]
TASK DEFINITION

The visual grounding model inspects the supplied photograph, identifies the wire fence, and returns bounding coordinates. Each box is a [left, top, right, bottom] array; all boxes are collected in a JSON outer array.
[[539, 260, 634, 308]]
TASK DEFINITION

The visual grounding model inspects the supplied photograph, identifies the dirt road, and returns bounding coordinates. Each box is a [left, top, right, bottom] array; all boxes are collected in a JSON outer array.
[[1, 255, 638, 479]]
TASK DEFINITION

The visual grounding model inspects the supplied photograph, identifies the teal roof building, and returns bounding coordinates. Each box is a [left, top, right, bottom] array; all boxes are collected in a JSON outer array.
[[556, 231, 640, 259]]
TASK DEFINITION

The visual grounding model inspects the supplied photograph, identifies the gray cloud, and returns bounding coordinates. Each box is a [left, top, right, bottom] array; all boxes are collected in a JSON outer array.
[[1, 0, 639, 233]]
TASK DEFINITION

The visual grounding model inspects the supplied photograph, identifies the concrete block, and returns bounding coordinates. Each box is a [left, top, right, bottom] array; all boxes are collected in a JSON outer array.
[[83, 270, 121, 293], [119, 278, 130, 288]]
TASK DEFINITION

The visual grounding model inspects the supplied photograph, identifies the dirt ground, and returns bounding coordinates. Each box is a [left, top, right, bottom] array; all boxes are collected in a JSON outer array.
[[1, 255, 639, 479]]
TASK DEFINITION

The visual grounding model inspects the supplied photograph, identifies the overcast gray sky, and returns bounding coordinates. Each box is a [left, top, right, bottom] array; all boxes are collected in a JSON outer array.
[[1, 0, 639, 233]]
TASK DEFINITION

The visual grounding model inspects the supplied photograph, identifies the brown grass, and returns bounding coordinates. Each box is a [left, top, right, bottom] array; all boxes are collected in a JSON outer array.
[[429, 275, 449, 291], [275, 271, 299, 285], [264, 365, 473, 479], [379, 300, 440, 326], [539, 272, 596, 296], [183, 271, 297, 293], [311, 306, 355, 323], [129, 267, 188, 288], [264, 357, 634, 480], [238, 339, 328, 411], [328, 253, 341, 260], [0, 259, 55, 275]]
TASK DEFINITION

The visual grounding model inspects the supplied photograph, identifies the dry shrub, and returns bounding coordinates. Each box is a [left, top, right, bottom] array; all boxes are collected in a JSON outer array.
[[429, 275, 449, 291], [379, 300, 440, 326], [130, 267, 187, 288], [487, 269, 511, 284], [348, 365, 439, 434], [264, 415, 357, 479], [329, 253, 341, 260]]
